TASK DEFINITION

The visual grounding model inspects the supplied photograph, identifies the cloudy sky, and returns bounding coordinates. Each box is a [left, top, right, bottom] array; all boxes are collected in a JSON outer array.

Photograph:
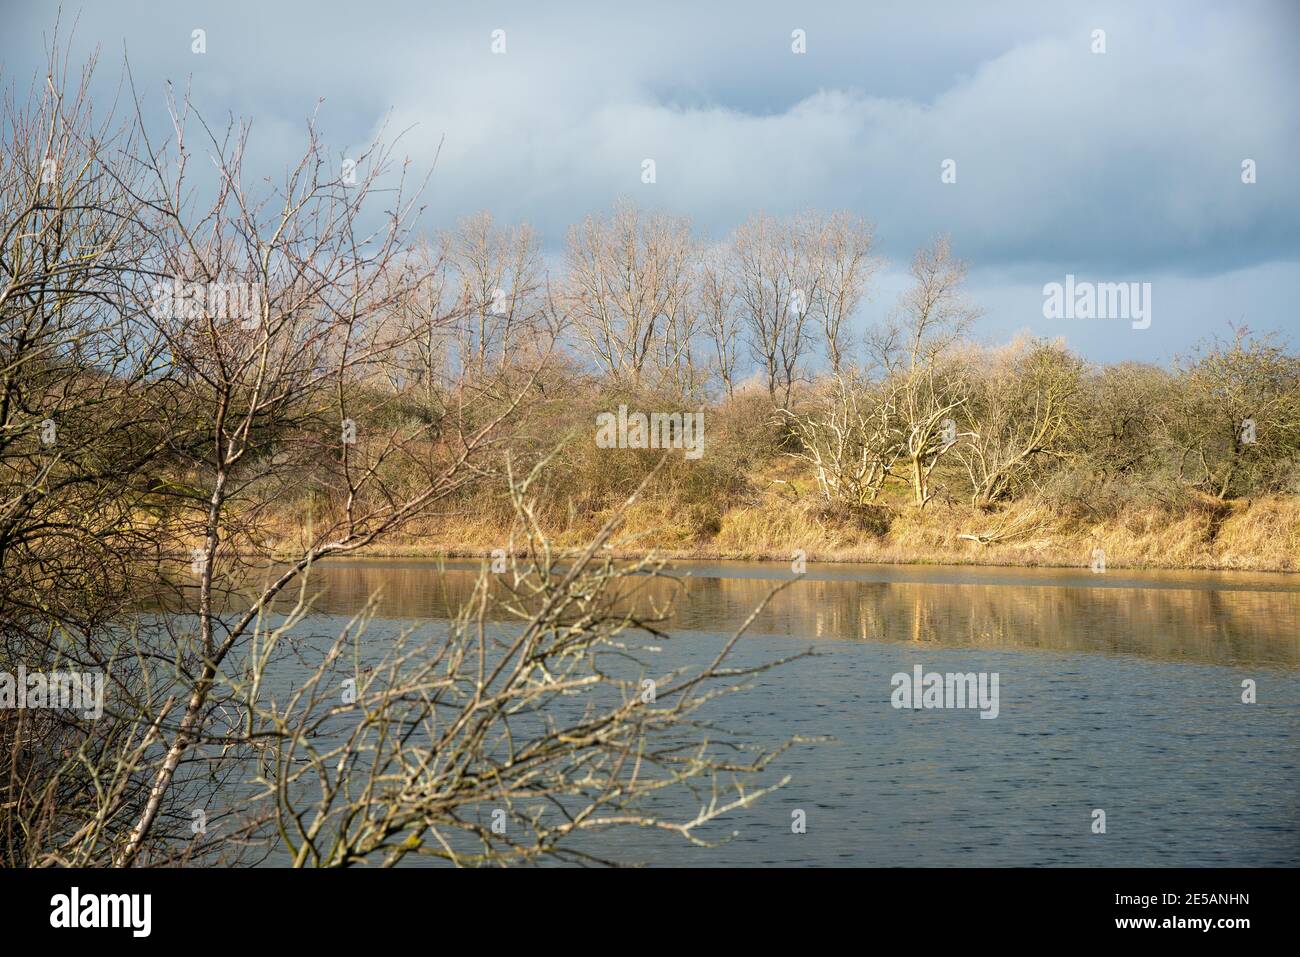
[[4, 0, 1297, 363]]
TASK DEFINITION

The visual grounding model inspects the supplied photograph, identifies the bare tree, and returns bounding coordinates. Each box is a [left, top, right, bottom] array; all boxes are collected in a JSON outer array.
[[1075, 362, 1174, 486], [868, 237, 981, 507], [811, 212, 877, 375], [867, 235, 980, 371], [699, 245, 741, 397], [450, 211, 545, 378], [1168, 328, 1300, 501], [565, 201, 698, 393], [243, 456, 807, 866], [0, 44, 162, 620], [732, 212, 822, 404], [0, 42, 200, 868], [104, 83, 551, 865], [955, 339, 1082, 508], [3, 48, 808, 869], [781, 371, 900, 507], [894, 360, 966, 508], [375, 237, 460, 402]]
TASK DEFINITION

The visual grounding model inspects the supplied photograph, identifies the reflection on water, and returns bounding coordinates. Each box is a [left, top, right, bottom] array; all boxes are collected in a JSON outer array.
[[296, 559, 1300, 670], [249, 558, 1300, 866]]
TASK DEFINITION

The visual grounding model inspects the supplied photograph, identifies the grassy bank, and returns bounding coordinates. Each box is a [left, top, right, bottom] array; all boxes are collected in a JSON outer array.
[[260, 455, 1300, 573], [240, 337, 1300, 576]]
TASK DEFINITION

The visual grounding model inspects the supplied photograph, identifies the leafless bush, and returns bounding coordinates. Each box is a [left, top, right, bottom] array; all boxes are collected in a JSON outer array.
[[955, 339, 1082, 509], [1169, 327, 1300, 500], [781, 371, 900, 508], [238, 457, 808, 866]]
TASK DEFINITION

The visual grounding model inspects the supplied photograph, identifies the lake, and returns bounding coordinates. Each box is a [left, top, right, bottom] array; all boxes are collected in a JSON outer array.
[[253, 558, 1300, 866]]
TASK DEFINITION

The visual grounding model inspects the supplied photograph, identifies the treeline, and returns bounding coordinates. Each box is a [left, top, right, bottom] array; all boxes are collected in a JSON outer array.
[[377, 202, 1300, 521], [367, 200, 877, 405]]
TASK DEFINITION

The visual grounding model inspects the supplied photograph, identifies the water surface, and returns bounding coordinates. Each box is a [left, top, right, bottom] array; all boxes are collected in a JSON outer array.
[[259, 558, 1300, 866]]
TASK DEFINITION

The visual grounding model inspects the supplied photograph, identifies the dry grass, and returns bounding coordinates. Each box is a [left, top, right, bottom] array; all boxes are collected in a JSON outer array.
[[258, 455, 1300, 572], [218, 375, 1300, 572]]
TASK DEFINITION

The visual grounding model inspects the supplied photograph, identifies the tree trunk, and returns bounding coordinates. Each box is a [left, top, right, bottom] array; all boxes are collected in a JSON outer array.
[[911, 455, 927, 508]]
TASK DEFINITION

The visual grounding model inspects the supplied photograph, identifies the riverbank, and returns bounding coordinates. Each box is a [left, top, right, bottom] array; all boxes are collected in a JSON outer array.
[[262, 486, 1300, 573]]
